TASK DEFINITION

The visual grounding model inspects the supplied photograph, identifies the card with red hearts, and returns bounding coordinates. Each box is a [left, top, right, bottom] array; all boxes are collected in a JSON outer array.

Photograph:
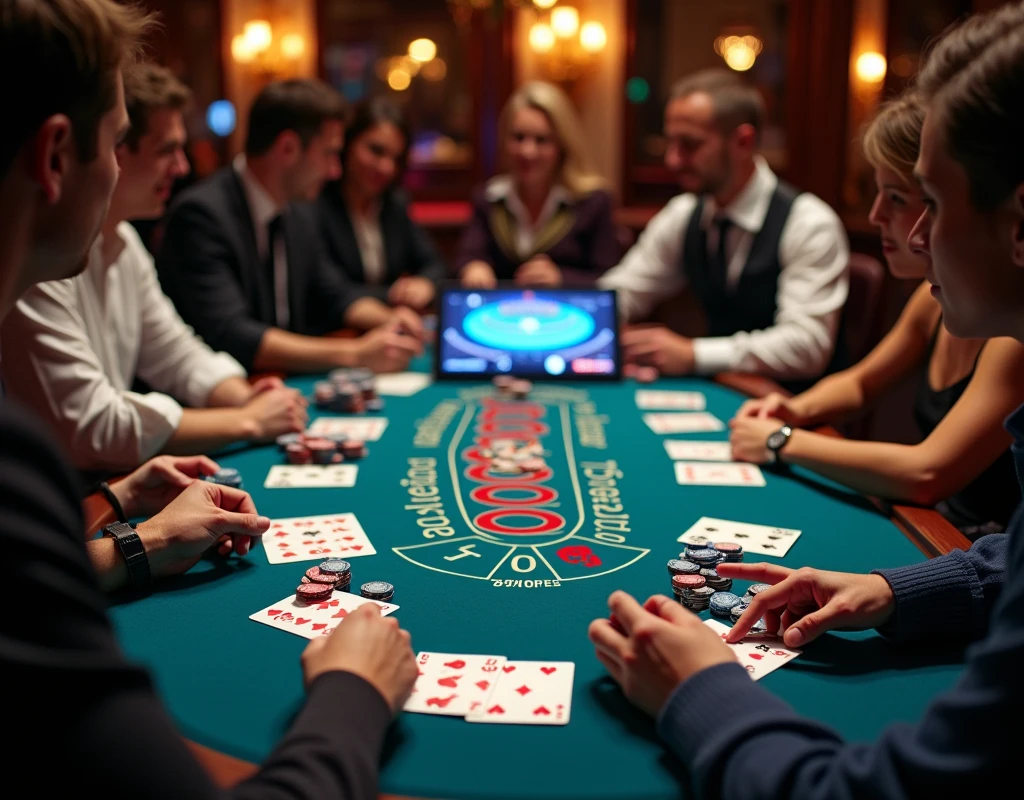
[[249, 592, 398, 640], [704, 620, 801, 680], [403, 652, 507, 717], [465, 660, 574, 725], [262, 512, 375, 565]]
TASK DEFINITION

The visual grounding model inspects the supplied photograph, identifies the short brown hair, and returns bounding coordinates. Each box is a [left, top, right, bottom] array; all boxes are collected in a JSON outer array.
[[0, 0, 154, 179], [671, 68, 765, 138], [123, 62, 191, 150], [245, 79, 347, 157], [862, 92, 926, 183]]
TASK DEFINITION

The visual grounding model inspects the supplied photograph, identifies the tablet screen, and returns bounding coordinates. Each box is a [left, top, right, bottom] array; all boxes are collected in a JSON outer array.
[[435, 287, 620, 381]]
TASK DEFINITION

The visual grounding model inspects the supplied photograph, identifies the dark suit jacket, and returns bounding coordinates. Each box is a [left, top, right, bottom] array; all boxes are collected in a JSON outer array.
[[318, 184, 447, 299], [454, 186, 621, 285], [156, 167, 367, 371]]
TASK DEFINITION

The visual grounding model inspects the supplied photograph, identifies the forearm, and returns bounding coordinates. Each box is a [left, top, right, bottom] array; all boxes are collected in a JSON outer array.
[[787, 371, 870, 426], [164, 407, 256, 455], [86, 537, 130, 592], [205, 376, 253, 408], [252, 327, 354, 374], [343, 296, 392, 331]]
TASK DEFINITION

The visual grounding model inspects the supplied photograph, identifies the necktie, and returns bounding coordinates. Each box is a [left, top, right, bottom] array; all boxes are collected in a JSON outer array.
[[711, 215, 733, 284], [265, 214, 284, 326]]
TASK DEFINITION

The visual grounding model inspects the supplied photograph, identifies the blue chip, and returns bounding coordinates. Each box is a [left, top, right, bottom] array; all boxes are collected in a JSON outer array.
[[319, 559, 351, 575], [687, 548, 721, 563], [749, 618, 768, 634], [748, 583, 771, 596], [668, 559, 700, 575], [709, 591, 742, 612]]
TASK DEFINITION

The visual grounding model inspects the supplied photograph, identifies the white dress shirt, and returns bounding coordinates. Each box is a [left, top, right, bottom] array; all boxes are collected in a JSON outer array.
[[485, 175, 572, 259], [599, 157, 850, 379], [349, 200, 387, 284], [1, 222, 246, 470], [234, 154, 290, 328]]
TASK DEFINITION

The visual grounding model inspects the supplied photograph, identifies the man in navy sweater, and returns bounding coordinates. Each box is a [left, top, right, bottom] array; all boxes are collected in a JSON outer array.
[[589, 6, 1024, 797]]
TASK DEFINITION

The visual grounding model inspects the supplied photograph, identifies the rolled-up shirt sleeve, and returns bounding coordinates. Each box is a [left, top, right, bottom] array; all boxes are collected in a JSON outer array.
[[1, 281, 182, 470]]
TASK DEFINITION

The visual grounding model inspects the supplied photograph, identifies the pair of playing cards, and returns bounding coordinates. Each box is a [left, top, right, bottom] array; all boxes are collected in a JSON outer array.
[[704, 620, 801, 680], [679, 516, 802, 557], [262, 513, 376, 564], [674, 461, 766, 487], [264, 464, 358, 489], [404, 652, 574, 726], [635, 390, 706, 411], [643, 412, 725, 434], [250, 592, 398, 639], [664, 440, 734, 461], [306, 417, 389, 441]]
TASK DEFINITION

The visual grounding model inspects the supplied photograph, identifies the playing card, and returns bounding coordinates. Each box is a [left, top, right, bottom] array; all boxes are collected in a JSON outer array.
[[250, 592, 398, 640], [264, 464, 358, 489], [643, 412, 725, 434], [674, 462, 766, 487], [663, 440, 734, 462], [466, 660, 574, 725], [635, 390, 706, 411], [306, 417, 389, 441], [403, 652, 507, 717], [262, 513, 376, 564], [678, 515, 802, 557], [374, 372, 432, 397], [704, 620, 801, 680]]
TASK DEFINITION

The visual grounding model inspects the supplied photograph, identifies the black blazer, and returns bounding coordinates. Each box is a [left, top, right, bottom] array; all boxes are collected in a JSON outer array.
[[318, 184, 447, 299], [156, 167, 367, 371]]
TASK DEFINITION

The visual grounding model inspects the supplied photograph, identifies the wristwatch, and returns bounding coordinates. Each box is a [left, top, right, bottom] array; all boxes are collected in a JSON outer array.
[[766, 425, 793, 464], [103, 522, 152, 589]]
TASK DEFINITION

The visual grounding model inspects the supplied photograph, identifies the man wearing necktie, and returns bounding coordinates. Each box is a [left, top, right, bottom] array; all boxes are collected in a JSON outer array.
[[600, 69, 850, 384]]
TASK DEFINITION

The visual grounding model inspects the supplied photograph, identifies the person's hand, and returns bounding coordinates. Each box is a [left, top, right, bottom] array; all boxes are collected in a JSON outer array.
[[388, 276, 436, 311], [388, 304, 427, 343], [111, 455, 219, 519], [135, 481, 270, 580], [242, 386, 308, 441], [621, 327, 695, 376], [461, 260, 498, 289], [734, 392, 804, 424], [514, 256, 562, 287], [301, 602, 417, 713], [718, 562, 896, 648], [247, 376, 286, 398], [728, 416, 784, 464], [352, 324, 423, 373], [588, 591, 737, 717]]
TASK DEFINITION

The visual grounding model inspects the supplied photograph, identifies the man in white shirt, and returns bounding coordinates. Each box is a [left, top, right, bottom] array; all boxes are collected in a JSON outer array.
[[1, 64, 309, 472], [599, 69, 850, 382]]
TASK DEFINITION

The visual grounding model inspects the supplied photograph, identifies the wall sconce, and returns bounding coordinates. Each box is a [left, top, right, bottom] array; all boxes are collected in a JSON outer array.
[[380, 38, 447, 93], [230, 19, 305, 77], [528, 3, 606, 85], [714, 33, 763, 72], [855, 51, 887, 84]]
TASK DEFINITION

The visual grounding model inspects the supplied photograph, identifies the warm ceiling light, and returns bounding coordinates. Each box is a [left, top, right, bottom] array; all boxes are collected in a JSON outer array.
[[400, 55, 421, 76], [387, 68, 412, 91], [231, 34, 256, 64], [421, 58, 447, 81], [534, 0, 558, 8], [408, 38, 437, 63], [551, 6, 579, 39], [529, 22, 556, 53], [243, 20, 272, 54], [856, 51, 887, 83], [281, 33, 305, 60], [722, 39, 757, 72], [579, 21, 607, 53]]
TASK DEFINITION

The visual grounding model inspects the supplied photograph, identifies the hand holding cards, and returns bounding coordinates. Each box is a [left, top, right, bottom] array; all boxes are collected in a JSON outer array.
[[704, 620, 801, 680]]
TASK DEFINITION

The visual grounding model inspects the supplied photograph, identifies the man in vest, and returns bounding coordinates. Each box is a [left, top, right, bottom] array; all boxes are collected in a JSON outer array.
[[600, 69, 849, 382]]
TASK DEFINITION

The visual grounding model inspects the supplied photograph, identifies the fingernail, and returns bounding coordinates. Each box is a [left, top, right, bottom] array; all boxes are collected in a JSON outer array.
[[788, 628, 804, 647], [257, 515, 271, 527]]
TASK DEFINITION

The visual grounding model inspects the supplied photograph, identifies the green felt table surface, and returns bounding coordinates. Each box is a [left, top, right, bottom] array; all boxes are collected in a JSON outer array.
[[109, 358, 965, 800]]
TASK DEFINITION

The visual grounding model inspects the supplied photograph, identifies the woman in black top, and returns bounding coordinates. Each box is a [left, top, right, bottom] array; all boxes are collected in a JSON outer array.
[[318, 97, 446, 312], [728, 92, 1024, 535]]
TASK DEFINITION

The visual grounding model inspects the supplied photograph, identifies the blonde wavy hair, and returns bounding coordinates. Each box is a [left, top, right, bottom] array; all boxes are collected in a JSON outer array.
[[862, 91, 926, 185], [498, 81, 607, 198]]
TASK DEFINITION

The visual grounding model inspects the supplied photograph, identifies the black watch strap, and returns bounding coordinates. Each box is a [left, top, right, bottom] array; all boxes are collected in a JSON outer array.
[[103, 522, 152, 588]]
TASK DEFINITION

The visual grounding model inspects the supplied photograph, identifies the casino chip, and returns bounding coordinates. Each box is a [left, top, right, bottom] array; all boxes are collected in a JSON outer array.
[[747, 583, 772, 597], [668, 558, 701, 576], [205, 468, 243, 489], [360, 581, 394, 601], [687, 548, 725, 567], [729, 602, 750, 622], [709, 591, 743, 619], [305, 566, 341, 585], [712, 542, 744, 562], [296, 582, 333, 602]]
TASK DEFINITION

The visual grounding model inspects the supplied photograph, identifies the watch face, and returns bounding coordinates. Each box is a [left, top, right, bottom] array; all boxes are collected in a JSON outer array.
[[767, 432, 786, 451]]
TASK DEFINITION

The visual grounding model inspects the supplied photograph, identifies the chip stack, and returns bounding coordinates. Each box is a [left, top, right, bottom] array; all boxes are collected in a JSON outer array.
[[360, 581, 394, 602], [687, 548, 725, 569], [296, 582, 333, 603], [667, 558, 701, 577], [318, 559, 351, 592], [729, 601, 750, 623], [712, 542, 744, 563], [306, 438, 341, 465], [204, 468, 243, 489], [709, 591, 743, 620], [315, 368, 385, 414], [684, 585, 715, 612], [699, 567, 733, 593], [747, 583, 771, 599], [276, 432, 367, 464]]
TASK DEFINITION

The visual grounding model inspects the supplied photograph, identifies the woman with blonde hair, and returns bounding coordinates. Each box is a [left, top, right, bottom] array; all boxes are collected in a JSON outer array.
[[729, 89, 1024, 536], [456, 80, 619, 288]]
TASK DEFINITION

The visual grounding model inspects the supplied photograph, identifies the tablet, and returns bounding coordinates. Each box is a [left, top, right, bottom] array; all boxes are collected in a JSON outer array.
[[435, 287, 620, 381]]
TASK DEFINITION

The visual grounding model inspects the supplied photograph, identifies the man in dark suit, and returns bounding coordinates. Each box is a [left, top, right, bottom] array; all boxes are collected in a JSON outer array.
[[157, 79, 424, 374]]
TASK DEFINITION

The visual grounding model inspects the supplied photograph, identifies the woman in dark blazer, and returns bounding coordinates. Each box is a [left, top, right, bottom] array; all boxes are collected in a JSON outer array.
[[456, 81, 620, 288], [319, 98, 445, 311]]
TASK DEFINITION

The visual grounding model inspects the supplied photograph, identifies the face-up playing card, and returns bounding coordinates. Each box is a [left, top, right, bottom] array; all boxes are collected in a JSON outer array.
[[306, 417, 389, 441], [663, 440, 734, 462], [465, 660, 574, 725], [678, 516, 802, 557], [250, 592, 398, 640], [635, 390, 707, 411], [704, 620, 801, 680], [674, 462, 766, 487], [643, 412, 724, 434], [264, 464, 358, 489], [262, 513, 376, 564], [403, 652, 508, 717], [374, 372, 432, 397]]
